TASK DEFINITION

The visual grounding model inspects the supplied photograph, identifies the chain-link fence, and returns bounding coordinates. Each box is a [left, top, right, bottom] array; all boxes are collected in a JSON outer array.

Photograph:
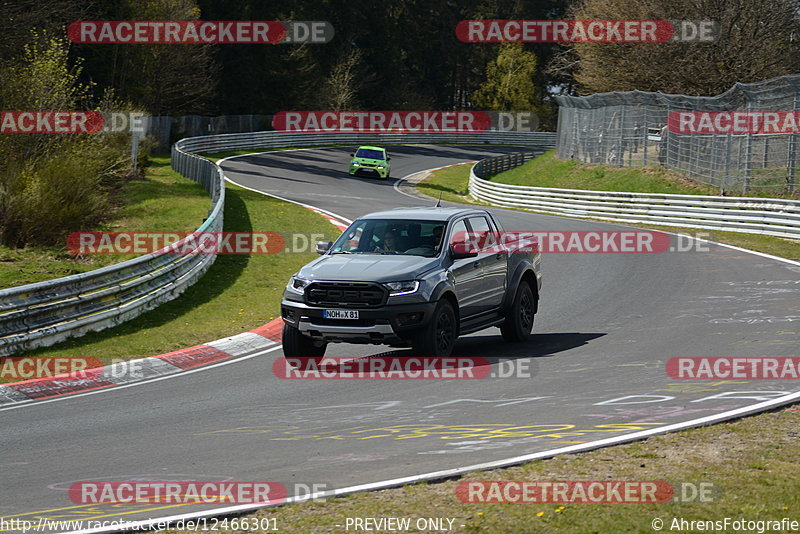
[[555, 75, 800, 194]]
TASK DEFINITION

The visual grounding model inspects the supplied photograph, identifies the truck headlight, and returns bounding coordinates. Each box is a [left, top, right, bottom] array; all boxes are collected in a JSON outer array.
[[384, 280, 419, 296], [288, 276, 310, 294]]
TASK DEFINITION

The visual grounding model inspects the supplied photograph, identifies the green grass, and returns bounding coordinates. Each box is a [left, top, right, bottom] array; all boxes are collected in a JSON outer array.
[[416, 162, 484, 206], [168, 404, 799, 533], [0, 156, 210, 289], [489, 151, 720, 195], [418, 160, 800, 261], [11, 181, 339, 370]]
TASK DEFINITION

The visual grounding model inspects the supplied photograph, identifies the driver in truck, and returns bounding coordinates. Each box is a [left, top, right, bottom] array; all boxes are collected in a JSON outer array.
[[377, 230, 399, 252]]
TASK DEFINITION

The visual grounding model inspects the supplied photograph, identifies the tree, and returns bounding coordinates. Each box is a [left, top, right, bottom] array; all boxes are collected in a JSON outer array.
[[473, 43, 539, 111], [318, 49, 363, 110], [76, 0, 219, 114], [551, 0, 800, 96]]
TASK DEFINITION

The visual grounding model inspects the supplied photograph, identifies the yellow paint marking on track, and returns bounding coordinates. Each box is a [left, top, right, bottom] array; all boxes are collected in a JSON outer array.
[[195, 423, 667, 442], [0, 501, 212, 528]]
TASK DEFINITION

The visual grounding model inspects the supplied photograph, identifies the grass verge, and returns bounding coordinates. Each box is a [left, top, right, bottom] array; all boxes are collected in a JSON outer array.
[[417, 161, 800, 261], [3, 170, 338, 375], [168, 404, 799, 533], [0, 156, 210, 289], [485, 151, 799, 198]]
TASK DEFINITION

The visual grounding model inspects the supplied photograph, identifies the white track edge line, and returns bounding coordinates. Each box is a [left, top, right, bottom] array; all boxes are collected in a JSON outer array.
[[64, 389, 800, 534]]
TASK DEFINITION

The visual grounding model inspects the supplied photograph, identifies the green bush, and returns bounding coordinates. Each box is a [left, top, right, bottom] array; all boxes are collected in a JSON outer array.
[[0, 33, 146, 247]]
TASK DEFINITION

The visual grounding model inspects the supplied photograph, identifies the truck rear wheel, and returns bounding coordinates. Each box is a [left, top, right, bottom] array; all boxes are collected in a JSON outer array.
[[501, 281, 535, 342], [282, 323, 327, 358], [411, 300, 456, 357]]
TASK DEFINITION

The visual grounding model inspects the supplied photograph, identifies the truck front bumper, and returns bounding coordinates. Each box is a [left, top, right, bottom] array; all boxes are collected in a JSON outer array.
[[281, 299, 436, 344]]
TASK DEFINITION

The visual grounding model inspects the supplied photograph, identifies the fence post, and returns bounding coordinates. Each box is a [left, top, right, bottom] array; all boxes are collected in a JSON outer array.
[[788, 92, 798, 194], [743, 99, 753, 193], [722, 134, 732, 195], [642, 106, 649, 166]]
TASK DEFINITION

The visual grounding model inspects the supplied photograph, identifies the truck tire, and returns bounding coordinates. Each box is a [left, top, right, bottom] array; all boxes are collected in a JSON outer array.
[[411, 299, 457, 357], [282, 323, 327, 358], [501, 281, 534, 342]]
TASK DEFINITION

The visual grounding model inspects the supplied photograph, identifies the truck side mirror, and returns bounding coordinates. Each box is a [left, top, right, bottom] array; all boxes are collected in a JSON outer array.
[[449, 235, 477, 259], [315, 240, 333, 254]]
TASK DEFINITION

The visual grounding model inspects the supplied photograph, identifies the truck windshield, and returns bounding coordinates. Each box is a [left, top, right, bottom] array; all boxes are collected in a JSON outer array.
[[330, 219, 446, 257]]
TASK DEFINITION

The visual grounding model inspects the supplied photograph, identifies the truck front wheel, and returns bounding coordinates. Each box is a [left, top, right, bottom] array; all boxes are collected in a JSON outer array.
[[282, 323, 327, 358], [411, 300, 456, 357], [501, 281, 535, 342]]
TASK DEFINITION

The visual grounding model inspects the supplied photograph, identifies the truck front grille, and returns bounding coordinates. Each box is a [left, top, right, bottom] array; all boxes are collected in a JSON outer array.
[[306, 282, 387, 308]]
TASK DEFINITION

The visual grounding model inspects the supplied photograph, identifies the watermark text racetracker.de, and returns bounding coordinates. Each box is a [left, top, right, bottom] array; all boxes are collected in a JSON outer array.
[[69, 481, 285, 505], [456, 20, 719, 43], [457, 480, 716, 504], [668, 110, 800, 135], [67, 232, 328, 255], [0, 111, 145, 134], [667, 357, 800, 380], [274, 356, 535, 380], [451, 230, 711, 254], [67, 20, 334, 44], [272, 110, 539, 133], [0, 356, 169, 381]]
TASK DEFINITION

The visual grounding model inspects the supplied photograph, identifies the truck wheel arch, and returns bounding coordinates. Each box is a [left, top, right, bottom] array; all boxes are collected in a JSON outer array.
[[431, 283, 460, 337], [504, 266, 539, 315]]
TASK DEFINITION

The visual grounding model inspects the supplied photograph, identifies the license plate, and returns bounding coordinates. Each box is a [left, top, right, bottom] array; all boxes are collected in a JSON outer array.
[[323, 309, 359, 319]]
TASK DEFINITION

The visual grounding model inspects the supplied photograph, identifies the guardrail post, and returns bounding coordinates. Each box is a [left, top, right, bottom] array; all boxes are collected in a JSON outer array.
[[789, 134, 797, 194]]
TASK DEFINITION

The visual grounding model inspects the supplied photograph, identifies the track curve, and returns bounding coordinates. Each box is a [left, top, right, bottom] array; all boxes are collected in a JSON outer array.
[[0, 144, 798, 531]]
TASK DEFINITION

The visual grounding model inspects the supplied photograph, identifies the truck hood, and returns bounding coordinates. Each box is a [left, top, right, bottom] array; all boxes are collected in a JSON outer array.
[[298, 254, 440, 283]]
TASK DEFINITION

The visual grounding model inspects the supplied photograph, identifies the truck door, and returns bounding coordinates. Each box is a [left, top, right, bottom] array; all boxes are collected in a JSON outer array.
[[447, 218, 483, 319], [467, 215, 507, 312]]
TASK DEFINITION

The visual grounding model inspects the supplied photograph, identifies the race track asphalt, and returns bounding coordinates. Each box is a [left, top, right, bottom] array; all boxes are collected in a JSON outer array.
[[1, 145, 798, 531]]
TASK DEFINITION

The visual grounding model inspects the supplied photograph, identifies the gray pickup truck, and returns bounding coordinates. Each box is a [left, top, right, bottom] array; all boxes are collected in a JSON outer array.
[[281, 207, 541, 357]]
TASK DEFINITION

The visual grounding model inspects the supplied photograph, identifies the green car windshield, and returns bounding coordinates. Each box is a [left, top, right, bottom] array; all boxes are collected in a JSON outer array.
[[331, 219, 445, 257], [355, 148, 386, 160]]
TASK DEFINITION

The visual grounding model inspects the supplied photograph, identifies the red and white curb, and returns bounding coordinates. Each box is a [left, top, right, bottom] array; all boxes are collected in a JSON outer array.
[[0, 319, 283, 405]]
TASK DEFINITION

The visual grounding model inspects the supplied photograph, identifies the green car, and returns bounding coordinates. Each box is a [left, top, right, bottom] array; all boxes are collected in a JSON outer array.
[[348, 146, 391, 179]]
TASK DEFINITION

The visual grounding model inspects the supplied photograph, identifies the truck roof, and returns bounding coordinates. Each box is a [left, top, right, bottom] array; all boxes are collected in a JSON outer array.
[[359, 206, 487, 222]]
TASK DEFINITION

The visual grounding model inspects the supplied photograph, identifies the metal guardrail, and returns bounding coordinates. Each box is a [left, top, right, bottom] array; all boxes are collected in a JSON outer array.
[[469, 152, 800, 239], [0, 130, 555, 357], [174, 130, 558, 154], [0, 151, 225, 357]]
